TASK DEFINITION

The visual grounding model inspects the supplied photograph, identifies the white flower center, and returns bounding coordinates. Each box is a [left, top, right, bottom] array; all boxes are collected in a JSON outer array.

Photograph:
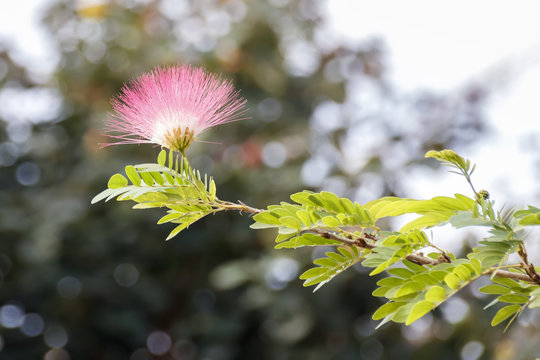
[[151, 113, 200, 152]]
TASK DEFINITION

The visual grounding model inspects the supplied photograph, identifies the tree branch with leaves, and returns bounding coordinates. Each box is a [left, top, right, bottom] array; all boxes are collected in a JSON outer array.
[[94, 65, 540, 331]]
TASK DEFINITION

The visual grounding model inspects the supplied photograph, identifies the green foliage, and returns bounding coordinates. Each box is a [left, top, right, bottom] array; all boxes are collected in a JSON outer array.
[[425, 149, 474, 175], [368, 257, 486, 327], [514, 206, 540, 225], [92, 151, 220, 240], [251, 190, 376, 248], [478, 276, 540, 328], [95, 146, 540, 331], [299, 246, 366, 291], [364, 194, 476, 232], [362, 230, 430, 275]]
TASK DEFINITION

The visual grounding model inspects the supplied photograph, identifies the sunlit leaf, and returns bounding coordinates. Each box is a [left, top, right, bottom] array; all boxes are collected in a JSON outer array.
[[491, 305, 521, 326], [107, 173, 128, 189], [479, 284, 511, 295], [444, 273, 461, 290], [372, 301, 406, 320], [497, 294, 529, 304], [406, 300, 434, 325], [425, 286, 446, 302]]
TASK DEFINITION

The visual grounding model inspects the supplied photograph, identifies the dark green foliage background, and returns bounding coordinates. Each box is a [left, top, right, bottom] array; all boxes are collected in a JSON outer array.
[[0, 0, 537, 359]]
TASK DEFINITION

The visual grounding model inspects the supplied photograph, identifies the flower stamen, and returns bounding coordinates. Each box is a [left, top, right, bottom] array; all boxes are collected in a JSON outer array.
[[163, 126, 195, 153]]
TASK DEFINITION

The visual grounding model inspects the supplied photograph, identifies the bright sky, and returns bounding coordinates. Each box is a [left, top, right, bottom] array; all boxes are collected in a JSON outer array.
[[0, 0, 57, 72], [326, 0, 540, 91]]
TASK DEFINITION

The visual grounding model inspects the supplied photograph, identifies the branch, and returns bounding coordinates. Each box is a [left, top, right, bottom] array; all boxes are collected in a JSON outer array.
[[310, 228, 540, 284], [308, 228, 443, 265], [219, 201, 264, 215], [517, 243, 540, 285], [225, 201, 540, 285], [488, 269, 537, 283]]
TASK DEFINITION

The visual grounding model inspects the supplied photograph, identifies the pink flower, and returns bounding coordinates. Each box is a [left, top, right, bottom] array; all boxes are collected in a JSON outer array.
[[105, 65, 247, 152]]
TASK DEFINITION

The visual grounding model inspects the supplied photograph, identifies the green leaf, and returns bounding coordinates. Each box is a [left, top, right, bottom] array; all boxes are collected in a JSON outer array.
[[449, 211, 494, 228], [166, 223, 189, 240], [295, 209, 311, 227], [429, 270, 448, 282], [209, 179, 216, 201], [497, 294, 529, 304], [253, 211, 282, 226], [387, 268, 415, 279], [402, 259, 426, 273], [304, 274, 331, 288], [300, 246, 364, 290], [529, 297, 540, 308], [518, 213, 540, 225], [163, 172, 176, 185], [139, 171, 154, 186], [339, 198, 356, 215], [313, 258, 338, 267], [337, 247, 354, 259], [392, 302, 415, 323], [372, 287, 390, 297], [492, 277, 520, 288], [158, 150, 166, 166], [299, 267, 328, 280], [274, 233, 341, 249], [372, 301, 406, 320], [150, 171, 165, 186], [321, 216, 340, 227], [157, 212, 183, 224], [470, 258, 482, 274], [425, 149, 470, 172], [279, 216, 303, 229], [453, 265, 472, 281], [491, 305, 521, 326], [394, 281, 425, 298], [479, 284, 511, 295], [410, 273, 438, 286], [326, 252, 346, 263], [249, 222, 276, 229], [108, 173, 128, 189], [320, 191, 341, 212], [124, 166, 141, 186], [425, 286, 446, 302], [514, 206, 540, 225], [290, 191, 317, 206], [406, 300, 434, 325], [376, 277, 405, 287], [444, 273, 461, 290], [399, 213, 450, 232]]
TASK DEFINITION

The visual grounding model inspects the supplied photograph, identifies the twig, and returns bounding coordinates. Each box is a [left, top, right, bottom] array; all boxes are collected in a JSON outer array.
[[226, 201, 539, 284], [220, 201, 263, 215], [517, 244, 540, 285]]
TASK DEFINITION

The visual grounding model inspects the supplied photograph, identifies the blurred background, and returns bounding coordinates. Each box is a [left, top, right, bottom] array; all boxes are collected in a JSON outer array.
[[0, 0, 539, 359]]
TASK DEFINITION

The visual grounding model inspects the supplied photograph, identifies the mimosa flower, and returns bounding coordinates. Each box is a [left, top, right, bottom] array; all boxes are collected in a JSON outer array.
[[105, 65, 247, 152]]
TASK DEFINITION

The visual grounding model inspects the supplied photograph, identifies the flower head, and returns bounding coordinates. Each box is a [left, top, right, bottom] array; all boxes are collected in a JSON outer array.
[[105, 65, 247, 152]]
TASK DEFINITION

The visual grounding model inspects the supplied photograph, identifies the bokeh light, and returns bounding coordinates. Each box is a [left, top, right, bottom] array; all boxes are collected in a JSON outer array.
[[20, 313, 45, 337], [56, 276, 82, 299], [0, 304, 25, 328], [44, 325, 68, 348], [15, 162, 41, 186], [146, 331, 171, 356], [113, 263, 139, 287]]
